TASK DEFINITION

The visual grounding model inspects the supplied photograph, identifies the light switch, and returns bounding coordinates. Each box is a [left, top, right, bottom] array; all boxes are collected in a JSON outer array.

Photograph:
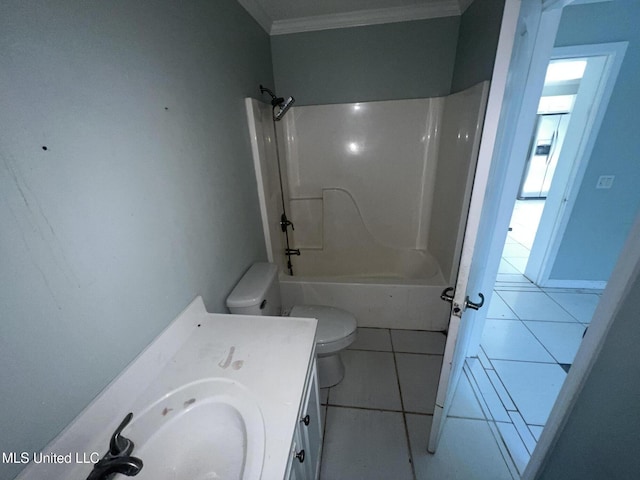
[[596, 175, 615, 189]]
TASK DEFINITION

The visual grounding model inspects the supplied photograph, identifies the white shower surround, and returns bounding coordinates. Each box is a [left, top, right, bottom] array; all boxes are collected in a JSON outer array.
[[246, 81, 489, 330]]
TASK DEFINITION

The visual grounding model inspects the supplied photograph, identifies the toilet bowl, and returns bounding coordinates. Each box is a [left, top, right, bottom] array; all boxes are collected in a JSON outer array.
[[288, 305, 357, 387], [226, 263, 357, 388]]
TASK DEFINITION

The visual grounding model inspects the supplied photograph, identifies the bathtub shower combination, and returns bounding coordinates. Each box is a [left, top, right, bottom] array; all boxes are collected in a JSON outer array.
[[246, 83, 489, 331]]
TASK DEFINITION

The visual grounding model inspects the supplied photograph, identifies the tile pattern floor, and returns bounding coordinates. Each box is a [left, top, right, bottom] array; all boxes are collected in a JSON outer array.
[[477, 200, 602, 474], [319, 328, 518, 479], [318, 201, 602, 478]]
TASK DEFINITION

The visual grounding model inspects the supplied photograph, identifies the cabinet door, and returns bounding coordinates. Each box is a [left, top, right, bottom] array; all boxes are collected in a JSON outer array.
[[286, 361, 323, 480], [299, 362, 322, 480], [288, 431, 307, 480]]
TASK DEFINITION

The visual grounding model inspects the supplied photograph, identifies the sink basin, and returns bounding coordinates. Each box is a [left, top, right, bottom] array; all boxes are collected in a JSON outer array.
[[117, 379, 265, 480]]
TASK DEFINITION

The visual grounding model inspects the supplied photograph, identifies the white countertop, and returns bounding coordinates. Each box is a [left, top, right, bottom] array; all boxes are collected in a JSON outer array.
[[16, 296, 318, 480]]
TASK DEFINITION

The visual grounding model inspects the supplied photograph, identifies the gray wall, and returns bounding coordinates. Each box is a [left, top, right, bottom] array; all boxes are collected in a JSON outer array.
[[451, 0, 506, 93], [549, 0, 640, 282], [0, 1, 272, 478], [537, 244, 640, 479], [271, 18, 460, 105]]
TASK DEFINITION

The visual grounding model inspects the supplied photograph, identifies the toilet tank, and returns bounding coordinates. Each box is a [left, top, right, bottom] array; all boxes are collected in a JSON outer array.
[[226, 263, 282, 316]]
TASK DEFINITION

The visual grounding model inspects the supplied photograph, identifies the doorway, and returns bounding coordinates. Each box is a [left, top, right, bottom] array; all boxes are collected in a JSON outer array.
[[463, 44, 628, 476], [505, 51, 614, 286]]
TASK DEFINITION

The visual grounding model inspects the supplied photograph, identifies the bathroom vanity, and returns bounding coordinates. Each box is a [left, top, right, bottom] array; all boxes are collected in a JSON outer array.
[[16, 297, 321, 480]]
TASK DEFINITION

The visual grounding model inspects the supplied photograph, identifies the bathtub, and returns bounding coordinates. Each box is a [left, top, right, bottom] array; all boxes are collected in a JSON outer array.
[[247, 83, 490, 332], [279, 248, 451, 331]]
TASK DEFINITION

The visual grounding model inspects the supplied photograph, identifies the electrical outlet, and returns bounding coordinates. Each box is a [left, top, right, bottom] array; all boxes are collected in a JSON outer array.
[[596, 175, 615, 189]]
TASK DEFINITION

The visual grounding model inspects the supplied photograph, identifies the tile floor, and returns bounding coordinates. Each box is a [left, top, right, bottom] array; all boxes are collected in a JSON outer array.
[[319, 328, 518, 480], [476, 200, 602, 474], [318, 200, 602, 478]]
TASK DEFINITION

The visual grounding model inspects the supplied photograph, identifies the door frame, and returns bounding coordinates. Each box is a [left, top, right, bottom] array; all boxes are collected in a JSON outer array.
[[524, 42, 628, 289]]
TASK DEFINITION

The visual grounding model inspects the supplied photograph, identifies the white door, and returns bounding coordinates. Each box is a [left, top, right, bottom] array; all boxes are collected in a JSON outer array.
[[427, 0, 565, 452]]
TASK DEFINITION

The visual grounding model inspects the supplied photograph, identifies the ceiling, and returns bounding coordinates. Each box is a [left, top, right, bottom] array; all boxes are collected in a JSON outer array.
[[237, 0, 475, 35]]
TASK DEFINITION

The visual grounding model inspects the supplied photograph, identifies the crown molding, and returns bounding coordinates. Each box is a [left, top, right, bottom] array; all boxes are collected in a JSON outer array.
[[458, 0, 475, 14], [270, 1, 461, 36], [237, 0, 273, 34], [237, 0, 471, 36]]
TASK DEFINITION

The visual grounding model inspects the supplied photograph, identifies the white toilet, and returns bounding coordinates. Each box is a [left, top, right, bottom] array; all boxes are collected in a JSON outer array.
[[226, 262, 357, 388]]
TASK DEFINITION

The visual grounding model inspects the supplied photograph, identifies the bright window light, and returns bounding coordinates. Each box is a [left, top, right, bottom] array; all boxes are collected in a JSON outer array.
[[538, 95, 576, 114], [545, 59, 587, 83]]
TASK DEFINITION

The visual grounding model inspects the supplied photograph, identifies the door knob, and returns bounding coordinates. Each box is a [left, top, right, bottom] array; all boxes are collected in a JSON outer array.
[[440, 287, 454, 304], [464, 293, 485, 311]]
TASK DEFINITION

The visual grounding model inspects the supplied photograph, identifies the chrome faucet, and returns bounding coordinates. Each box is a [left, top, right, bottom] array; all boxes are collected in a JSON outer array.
[[86, 413, 143, 480]]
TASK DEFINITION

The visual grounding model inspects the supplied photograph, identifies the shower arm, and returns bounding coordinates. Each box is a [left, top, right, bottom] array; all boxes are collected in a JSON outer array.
[[259, 85, 284, 107]]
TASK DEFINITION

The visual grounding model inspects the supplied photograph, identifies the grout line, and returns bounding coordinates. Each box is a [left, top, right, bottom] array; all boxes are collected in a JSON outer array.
[[539, 288, 583, 322], [319, 397, 330, 479], [324, 403, 404, 414], [354, 326, 445, 332], [508, 411, 538, 455], [348, 347, 444, 356], [395, 351, 445, 357], [485, 368, 517, 412], [348, 347, 394, 353], [390, 328, 396, 353], [487, 420, 521, 480], [492, 290, 521, 320], [391, 346, 406, 414], [391, 330, 417, 480], [501, 257, 526, 275], [479, 345, 495, 370], [324, 403, 437, 417], [522, 319, 585, 325], [464, 362, 494, 422], [461, 368, 491, 421], [520, 321, 564, 364], [487, 356, 557, 365], [402, 412, 417, 480]]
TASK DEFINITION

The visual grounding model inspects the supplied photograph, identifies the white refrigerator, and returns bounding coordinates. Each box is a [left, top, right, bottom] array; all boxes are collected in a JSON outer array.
[[518, 113, 571, 199]]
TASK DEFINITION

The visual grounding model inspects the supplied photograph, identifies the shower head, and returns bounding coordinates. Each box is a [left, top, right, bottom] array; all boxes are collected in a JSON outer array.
[[274, 96, 295, 121], [259, 85, 295, 121]]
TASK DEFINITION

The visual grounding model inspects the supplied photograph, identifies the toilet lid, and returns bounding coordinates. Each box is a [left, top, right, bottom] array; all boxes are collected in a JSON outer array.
[[289, 305, 357, 344]]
